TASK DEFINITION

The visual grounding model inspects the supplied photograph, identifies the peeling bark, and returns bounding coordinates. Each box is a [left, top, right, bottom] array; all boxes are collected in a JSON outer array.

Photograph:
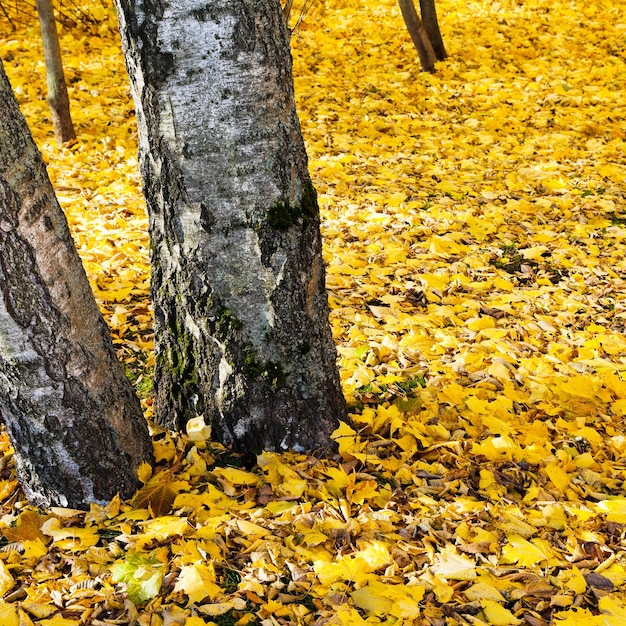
[[115, 0, 347, 456], [0, 61, 153, 509]]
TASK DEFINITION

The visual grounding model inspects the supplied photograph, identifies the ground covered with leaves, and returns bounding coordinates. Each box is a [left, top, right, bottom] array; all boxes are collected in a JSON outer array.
[[1, 0, 626, 623]]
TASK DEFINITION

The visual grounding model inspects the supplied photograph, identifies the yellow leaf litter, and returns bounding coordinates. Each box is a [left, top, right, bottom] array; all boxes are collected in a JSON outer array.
[[1, 0, 626, 623]]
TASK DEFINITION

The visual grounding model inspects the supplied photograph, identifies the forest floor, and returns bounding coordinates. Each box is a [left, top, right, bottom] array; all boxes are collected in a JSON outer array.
[[1, 0, 626, 623]]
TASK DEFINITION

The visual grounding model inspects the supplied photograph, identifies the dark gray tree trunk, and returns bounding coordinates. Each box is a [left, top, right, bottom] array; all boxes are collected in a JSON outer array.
[[418, 0, 446, 61], [114, 0, 347, 456], [399, 0, 437, 73], [35, 0, 76, 145], [0, 61, 152, 509]]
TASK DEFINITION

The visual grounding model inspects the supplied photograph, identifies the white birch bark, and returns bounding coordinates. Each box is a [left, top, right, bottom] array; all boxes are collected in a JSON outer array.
[[0, 61, 152, 508], [115, 0, 347, 455]]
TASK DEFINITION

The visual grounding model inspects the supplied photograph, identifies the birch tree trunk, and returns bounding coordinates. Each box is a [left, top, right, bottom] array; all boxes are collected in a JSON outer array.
[[114, 0, 347, 456], [35, 0, 76, 145], [0, 61, 152, 509]]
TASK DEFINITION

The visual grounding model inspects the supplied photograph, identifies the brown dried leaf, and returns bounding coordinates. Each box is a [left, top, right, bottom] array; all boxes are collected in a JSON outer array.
[[583, 572, 614, 591], [457, 542, 494, 555], [479, 306, 507, 319], [131, 482, 176, 517]]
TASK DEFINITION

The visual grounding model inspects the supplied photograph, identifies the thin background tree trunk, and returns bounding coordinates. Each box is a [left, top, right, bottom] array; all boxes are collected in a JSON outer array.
[[115, 0, 347, 457], [419, 0, 447, 60], [35, 0, 76, 144], [282, 0, 294, 22], [0, 61, 152, 509], [0, 3, 15, 30], [399, 0, 437, 72]]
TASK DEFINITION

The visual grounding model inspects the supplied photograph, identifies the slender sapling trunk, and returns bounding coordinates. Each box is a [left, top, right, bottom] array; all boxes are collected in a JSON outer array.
[[35, 0, 76, 145], [399, 0, 437, 72]]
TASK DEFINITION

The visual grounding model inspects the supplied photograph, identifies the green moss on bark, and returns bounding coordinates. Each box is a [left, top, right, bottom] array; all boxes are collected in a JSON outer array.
[[158, 320, 199, 422], [263, 360, 286, 388], [300, 179, 318, 219], [267, 200, 300, 230], [216, 307, 243, 334], [243, 352, 286, 388], [267, 180, 318, 230]]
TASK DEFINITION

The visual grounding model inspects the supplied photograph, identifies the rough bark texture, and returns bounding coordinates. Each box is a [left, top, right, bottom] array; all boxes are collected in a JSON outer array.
[[0, 61, 152, 509], [114, 0, 347, 456], [399, 0, 437, 73], [418, 0, 447, 61], [35, 0, 76, 145]]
